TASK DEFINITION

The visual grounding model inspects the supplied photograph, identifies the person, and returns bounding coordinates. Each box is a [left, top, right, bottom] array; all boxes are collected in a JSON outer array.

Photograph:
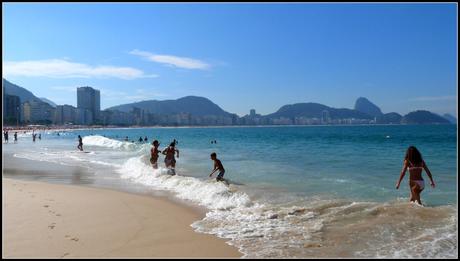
[[150, 140, 160, 169], [14, 132, 18, 143], [144, 136, 148, 142], [396, 146, 435, 205], [38, 133, 41, 140], [124, 136, 129, 141], [139, 137, 143, 143], [209, 152, 225, 182], [173, 139, 178, 145], [32, 133, 36, 142], [162, 142, 179, 175], [77, 135, 83, 151], [3, 130, 8, 143]]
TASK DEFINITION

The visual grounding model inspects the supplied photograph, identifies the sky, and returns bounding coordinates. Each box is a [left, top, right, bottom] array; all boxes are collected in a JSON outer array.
[[2, 3, 458, 117]]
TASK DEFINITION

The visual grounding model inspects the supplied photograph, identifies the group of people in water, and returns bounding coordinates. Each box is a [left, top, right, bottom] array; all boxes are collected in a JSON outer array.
[[3, 129, 41, 143], [149, 139, 225, 181], [71, 133, 435, 202]]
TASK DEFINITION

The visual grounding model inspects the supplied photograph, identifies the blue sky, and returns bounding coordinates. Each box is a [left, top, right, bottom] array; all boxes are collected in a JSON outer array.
[[3, 3, 457, 116]]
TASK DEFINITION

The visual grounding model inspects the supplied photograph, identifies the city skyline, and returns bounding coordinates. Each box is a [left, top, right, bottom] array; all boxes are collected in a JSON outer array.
[[3, 3, 458, 117]]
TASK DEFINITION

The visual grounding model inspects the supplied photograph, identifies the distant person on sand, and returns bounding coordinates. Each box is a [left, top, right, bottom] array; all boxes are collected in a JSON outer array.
[[14, 132, 18, 143], [3, 130, 8, 143], [150, 140, 160, 169], [209, 152, 225, 182], [396, 146, 435, 205], [77, 135, 83, 151], [162, 142, 179, 175]]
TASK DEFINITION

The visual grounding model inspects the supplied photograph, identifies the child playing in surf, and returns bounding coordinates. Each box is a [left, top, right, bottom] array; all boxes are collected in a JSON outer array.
[[162, 142, 179, 175], [209, 152, 225, 182], [150, 140, 160, 169], [396, 146, 436, 206]]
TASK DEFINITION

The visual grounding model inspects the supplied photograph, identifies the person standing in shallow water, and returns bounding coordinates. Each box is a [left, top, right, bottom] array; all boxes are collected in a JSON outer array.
[[150, 140, 160, 169], [209, 152, 225, 182], [396, 146, 436, 205], [162, 142, 179, 175], [77, 135, 83, 151]]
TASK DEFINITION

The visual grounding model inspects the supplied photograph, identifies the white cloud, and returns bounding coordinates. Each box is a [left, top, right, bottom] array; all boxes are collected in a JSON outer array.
[[130, 49, 210, 70], [409, 96, 457, 102], [3, 59, 158, 79]]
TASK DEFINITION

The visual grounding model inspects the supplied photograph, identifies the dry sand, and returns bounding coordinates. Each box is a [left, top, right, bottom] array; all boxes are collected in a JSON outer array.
[[2, 178, 241, 258]]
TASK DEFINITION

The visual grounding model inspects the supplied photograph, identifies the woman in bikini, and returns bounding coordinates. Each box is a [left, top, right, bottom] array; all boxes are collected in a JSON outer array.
[[162, 142, 179, 175], [150, 140, 160, 169], [396, 146, 436, 205]]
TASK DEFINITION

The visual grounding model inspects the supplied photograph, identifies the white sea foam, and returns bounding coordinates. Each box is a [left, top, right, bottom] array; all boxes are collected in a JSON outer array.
[[83, 135, 139, 151], [114, 154, 458, 258], [118, 156, 252, 210]]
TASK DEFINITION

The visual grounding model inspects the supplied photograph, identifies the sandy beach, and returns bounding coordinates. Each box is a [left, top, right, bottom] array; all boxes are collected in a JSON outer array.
[[2, 178, 241, 258]]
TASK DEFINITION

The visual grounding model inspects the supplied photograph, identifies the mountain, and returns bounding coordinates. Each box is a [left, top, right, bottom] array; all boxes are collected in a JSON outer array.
[[401, 110, 451, 124], [40, 97, 57, 107], [264, 102, 374, 119], [354, 97, 383, 117], [442, 113, 457, 124], [107, 96, 235, 117], [376, 112, 402, 124], [3, 78, 41, 103]]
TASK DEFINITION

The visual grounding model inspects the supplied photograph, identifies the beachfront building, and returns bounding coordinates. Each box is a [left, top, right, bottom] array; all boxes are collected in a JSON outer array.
[[321, 110, 331, 124], [77, 86, 100, 125], [54, 105, 77, 125], [3, 94, 21, 125], [22, 100, 55, 124]]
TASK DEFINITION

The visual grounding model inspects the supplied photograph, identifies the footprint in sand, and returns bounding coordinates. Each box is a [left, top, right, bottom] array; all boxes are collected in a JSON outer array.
[[48, 223, 56, 229], [61, 253, 70, 257], [65, 235, 79, 242], [43, 205, 49, 208]]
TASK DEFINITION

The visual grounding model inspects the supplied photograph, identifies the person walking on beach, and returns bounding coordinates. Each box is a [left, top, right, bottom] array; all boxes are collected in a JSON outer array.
[[162, 142, 179, 175], [209, 152, 225, 182], [150, 140, 160, 169], [14, 132, 18, 143], [396, 146, 435, 205], [32, 133, 37, 142], [77, 135, 83, 151]]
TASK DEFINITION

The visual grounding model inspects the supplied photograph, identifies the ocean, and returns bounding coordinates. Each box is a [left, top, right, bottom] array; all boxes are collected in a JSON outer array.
[[4, 124, 458, 258]]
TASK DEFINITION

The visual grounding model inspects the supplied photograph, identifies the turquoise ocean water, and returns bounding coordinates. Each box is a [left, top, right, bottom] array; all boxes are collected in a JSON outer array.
[[4, 125, 458, 258]]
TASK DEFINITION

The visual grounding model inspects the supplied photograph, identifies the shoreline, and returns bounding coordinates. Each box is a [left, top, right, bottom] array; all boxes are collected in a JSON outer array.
[[3, 122, 455, 135], [2, 153, 242, 258], [2, 177, 242, 258]]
